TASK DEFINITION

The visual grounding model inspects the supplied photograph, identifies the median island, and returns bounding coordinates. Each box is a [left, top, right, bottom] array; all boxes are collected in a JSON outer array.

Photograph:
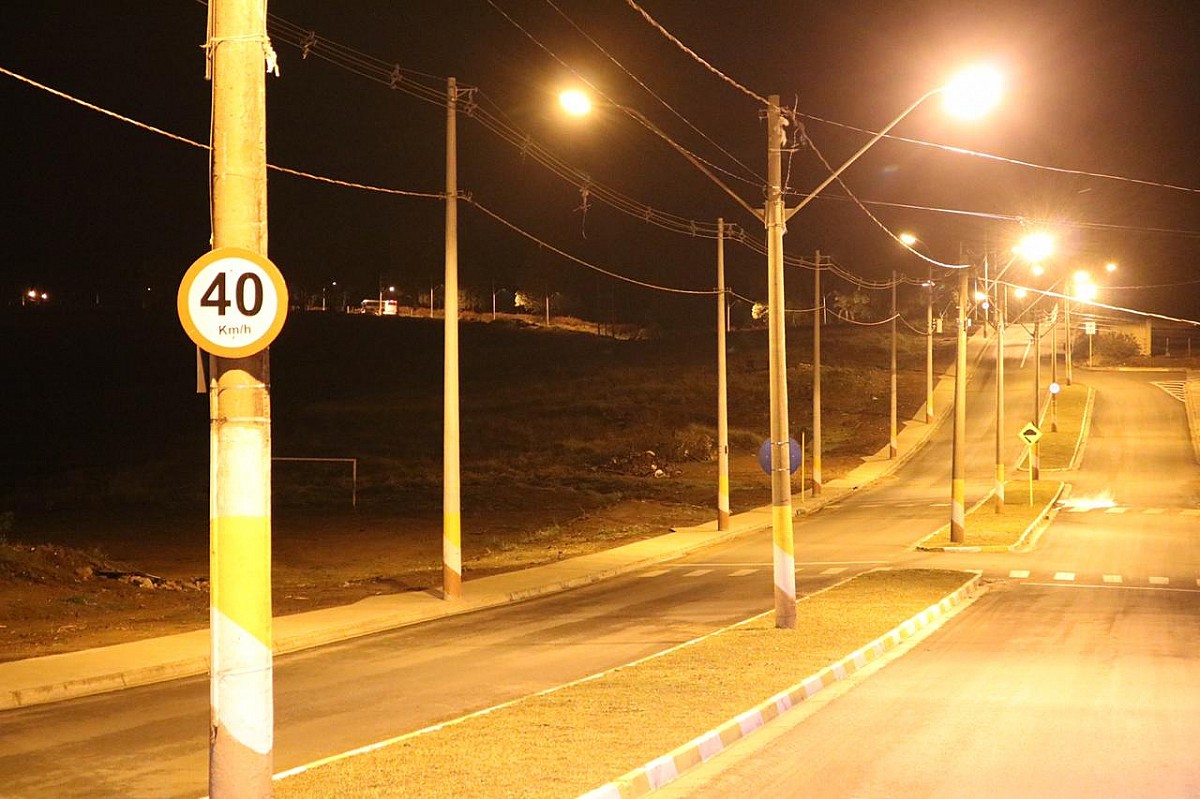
[[275, 569, 975, 798]]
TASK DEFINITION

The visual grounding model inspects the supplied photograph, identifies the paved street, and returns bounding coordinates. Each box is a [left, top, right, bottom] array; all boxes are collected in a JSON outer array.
[[1, 351, 1196, 798]]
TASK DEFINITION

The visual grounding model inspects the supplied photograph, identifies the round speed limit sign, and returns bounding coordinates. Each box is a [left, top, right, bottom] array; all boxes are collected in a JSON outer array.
[[177, 247, 288, 358]]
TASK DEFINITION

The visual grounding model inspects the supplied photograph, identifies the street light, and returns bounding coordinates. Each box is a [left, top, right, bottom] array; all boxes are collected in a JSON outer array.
[[561, 62, 1002, 617], [900, 232, 937, 425]]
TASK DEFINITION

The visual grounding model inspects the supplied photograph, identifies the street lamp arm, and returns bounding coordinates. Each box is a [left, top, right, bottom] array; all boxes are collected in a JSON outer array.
[[784, 88, 939, 222], [619, 106, 762, 221]]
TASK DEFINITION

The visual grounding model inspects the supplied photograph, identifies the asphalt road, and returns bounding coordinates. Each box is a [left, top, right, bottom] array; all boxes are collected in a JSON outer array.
[[659, 367, 1200, 798], [2, 348, 1195, 798]]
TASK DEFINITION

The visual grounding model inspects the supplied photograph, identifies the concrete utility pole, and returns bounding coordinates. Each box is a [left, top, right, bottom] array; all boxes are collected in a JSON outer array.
[[812, 250, 823, 496], [206, 0, 274, 794], [1064, 300, 1073, 385], [1050, 303, 1059, 432], [1031, 316, 1041, 480], [950, 268, 969, 543], [926, 265, 935, 424], [716, 219, 731, 531], [765, 96, 797, 629], [889, 271, 898, 459], [443, 77, 463, 600], [994, 286, 1006, 513]]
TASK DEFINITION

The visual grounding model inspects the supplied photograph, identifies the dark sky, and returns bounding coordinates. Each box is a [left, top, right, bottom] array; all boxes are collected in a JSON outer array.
[[2, 1, 1197, 321]]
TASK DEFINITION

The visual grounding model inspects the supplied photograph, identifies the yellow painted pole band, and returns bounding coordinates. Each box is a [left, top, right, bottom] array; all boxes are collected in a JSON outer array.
[[213, 515, 272, 648], [443, 511, 462, 598]]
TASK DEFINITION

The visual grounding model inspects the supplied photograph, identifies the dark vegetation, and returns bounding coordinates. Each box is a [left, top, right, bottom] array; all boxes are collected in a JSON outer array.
[[2, 306, 945, 522]]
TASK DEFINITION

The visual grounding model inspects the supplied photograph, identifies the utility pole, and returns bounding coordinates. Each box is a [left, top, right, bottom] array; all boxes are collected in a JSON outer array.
[[926, 264, 935, 424], [1031, 316, 1041, 480], [812, 250, 823, 497], [443, 77, 462, 600], [1050, 303, 1059, 432], [1064, 299, 1073, 385], [206, 0, 274, 794], [889, 271, 898, 459], [765, 96, 796, 629], [716, 219, 730, 530], [950, 268, 968, 543], [994, 286, 1006, 512]]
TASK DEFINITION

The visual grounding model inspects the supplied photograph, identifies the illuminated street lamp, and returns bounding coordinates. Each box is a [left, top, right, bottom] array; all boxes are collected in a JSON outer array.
[[562, 62, 1002, 611]]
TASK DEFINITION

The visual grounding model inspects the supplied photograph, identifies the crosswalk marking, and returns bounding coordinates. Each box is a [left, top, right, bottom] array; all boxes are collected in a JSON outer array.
[[1009, 570, 1030, 578], [1152, 381, 1187, 402], [1054, 572, 1076, 582], [1149, 576, 1170, 585], [729, 568, 756, 577], [1103, 574, 1122, 584]]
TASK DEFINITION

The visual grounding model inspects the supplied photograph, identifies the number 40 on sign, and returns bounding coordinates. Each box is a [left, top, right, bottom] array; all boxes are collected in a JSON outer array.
[[178, 247, 288, 358]]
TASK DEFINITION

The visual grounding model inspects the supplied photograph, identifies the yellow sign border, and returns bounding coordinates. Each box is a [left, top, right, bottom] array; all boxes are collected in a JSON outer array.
[[1018, 423, 1042, 445], [177, 247, 288, 359]]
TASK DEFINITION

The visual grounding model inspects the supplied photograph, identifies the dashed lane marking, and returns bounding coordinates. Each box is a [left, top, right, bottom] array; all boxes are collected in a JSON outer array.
[[1104, 507, 1127, 514], [820, 567, 848, 575], [1009, 569, 1030, 578], [683, 569, 713, 578], [1103, 574, 1123, 584], [729, 568, 756, 577], [640, 569, 670, 578], [1144, 508, 1166, 515], [1149, 576, 1170, 585], [1054, 572, 1076, 581]]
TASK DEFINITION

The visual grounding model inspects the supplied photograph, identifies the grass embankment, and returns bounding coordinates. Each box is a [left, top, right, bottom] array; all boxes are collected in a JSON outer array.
[[920, 480, 1062, 549], [276, 569, 973, 799], [920, 383, 1089, 550], [1033, 383, 1090, 470]]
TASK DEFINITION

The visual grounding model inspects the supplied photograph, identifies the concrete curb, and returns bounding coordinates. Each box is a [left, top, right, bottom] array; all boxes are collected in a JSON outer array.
[[914, 481, 1066, 553], [579, 572, 984, 799], [1184, 370, 1200, 465]]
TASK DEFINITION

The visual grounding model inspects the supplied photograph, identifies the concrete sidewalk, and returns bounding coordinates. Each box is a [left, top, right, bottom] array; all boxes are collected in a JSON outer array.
[[0, 333, 990, 712]]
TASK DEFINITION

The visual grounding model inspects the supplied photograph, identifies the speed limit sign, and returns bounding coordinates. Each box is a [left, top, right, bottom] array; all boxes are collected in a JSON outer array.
[[178, 247, 288, 358]]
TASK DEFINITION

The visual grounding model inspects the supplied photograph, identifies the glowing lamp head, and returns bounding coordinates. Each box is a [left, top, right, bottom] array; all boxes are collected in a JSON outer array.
[[1014, 287, 1028, 299], [942, 64, 1003, 120], [899, 232, 918, 247], [1014, 232, 1055, 264], [1105, 261, 1118, 273], [559, 89, 592, 117], [1074, 282, 1098, 301]]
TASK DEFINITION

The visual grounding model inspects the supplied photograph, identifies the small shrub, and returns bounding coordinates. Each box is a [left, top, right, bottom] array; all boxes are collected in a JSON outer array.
[[1087, 332, 1141, 364]]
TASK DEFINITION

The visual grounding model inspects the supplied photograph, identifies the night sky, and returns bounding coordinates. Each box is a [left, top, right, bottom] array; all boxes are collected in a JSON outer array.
[[1, 1, 1197, 321]]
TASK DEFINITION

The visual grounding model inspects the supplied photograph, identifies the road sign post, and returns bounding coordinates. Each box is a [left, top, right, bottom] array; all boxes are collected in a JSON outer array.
[[1019, 423, 1043, 505], [178, 247, 288, 358]]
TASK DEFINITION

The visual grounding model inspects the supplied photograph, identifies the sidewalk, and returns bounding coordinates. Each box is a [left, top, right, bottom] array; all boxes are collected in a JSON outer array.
[[0, 334, 991, 712]]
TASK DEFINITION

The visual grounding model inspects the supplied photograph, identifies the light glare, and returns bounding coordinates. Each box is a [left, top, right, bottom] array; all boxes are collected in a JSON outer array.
[[1014, 232, 1054, 264], [942, 64, 1003, 120], [898, 232, 918, 246], [559, 89, 592, 117]]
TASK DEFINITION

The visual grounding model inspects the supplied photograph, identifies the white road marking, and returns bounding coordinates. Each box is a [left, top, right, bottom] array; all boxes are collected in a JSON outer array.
[[640, 569, 670, 578], [1054, 572, 1076, 581], [1149, 576, 1170, 585], [1104, 507, 1127, 514], [1067, 507, 1090, 513], [1152, 381, 1187, 402], [1009, 570, 1030, 578], [820, 567, 847, 575], [683, 569, 713, 578], [1183, 509, 1200, 517], [1103, 574, 1123, 584], [1143, 508, 1166, 515], [729, 568, 756, 577]]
